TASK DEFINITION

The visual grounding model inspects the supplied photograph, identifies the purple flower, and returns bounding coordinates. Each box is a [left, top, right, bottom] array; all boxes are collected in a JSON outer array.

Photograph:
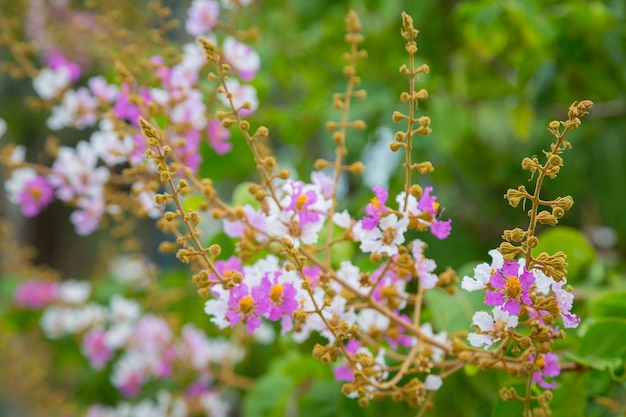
[[185, 0, 220, 36], [531, 352, 560, 389], [260, 273, 298, 323], [46, 50, 81, 82], [13, 279, 59, 309], [431, 218, 452, 240], [207, 120, 232, 154], [417, 186, 437, 213], [485, 261, 535, 316], [362, 186, 388, 230], [17, 176, 54, 217], [285, 182, 321, 226], [552, 280, 580, 328], [226, 283, 266, 333], [81, 329, 112, 370]]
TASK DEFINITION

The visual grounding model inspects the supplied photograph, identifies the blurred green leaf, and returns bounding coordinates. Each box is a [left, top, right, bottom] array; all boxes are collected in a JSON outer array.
[[243, 373, 294, 417], [425, 287, 485, 334], [575, 318, 626, 381], [589, 291, 626, 320], [550, 372, 589, 417], [533, 226, 596, 283]]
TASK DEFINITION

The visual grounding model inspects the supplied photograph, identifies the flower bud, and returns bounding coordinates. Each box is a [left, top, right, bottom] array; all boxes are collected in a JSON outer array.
[[504, 185, 529, 208]]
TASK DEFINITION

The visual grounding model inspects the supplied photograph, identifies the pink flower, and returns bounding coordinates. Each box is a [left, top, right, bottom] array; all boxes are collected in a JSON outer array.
[[430, 218, 452, 239], [531, 352, 560, 389], [113, 85, 142, 125], [46, 50, 82, 82], [219, 79, 258, 116], [17, 175, 54, 217], [88, 76, 118, 102], [70, 197, 105, 236], [412, 239, 438, 289], [225, 283, 267, 333], [485, 261, 535, 316], [207, 120, 232, 154], [223, 36, 260, 81], [13, 279, 59, 309], [362, 186, 388, 230], [185, 0, 220, 36], [81, 329, 112, 370], [259, 272, 298, 333], [552, 280, 580, 328], [285, 182, 322, 226]]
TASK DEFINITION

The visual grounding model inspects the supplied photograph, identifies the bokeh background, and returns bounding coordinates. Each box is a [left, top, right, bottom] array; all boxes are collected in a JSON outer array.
[[0, 1, 625, 416]]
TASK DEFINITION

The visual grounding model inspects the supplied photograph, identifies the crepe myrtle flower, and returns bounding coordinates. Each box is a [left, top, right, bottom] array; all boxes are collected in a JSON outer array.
[[6, 169, 54, 217], [468, 306, 519, 349], [396, 186, 451, 239], [412, 239, 438, 289], [362, 186, 388, 230], [259, 271, 299, 333], [530, 352, 560, 390], [461, 249, 505, 292], [552, 280, 580, 328], [185, 0, 220, 36], [355, 213, 409, 257], [485, 261, 535, 316], [225, 283, 268, 333]]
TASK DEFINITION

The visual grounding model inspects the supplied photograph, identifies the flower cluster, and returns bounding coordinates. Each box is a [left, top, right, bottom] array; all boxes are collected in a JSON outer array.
[[12, 272, 240, 416], [0, 2, 594, 416], [2, 0, 261, 235]]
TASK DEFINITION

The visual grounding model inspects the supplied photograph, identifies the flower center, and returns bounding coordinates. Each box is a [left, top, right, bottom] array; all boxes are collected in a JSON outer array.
[[30, 186, 42, 200], [238, 295, 255, 314], [535, 355, 546, 369], [270, 284, 283, 304], [287, 219, 302, 237], [296, 194, 308, 210], [370, 197, 381, 211], [505, 276, 521, 298], [381, 227, 397, 245]]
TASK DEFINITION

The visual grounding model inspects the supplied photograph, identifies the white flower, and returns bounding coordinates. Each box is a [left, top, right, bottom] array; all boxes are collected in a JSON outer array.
[[424, 374, 443, 391], [200, 391, 230, 417], [461, 248, 504, 291], [468, 306, 518, 349], [420, 322, 447, 362], [4, 167, 37, 204], [219, 78, 258, 115], [33, 67, 71, 99], [58, 279, 91, 304], [357, 308, 390, 334], [223, 36, 260, 81], [355, 214, 409, 256], [90, 119, 134, 166]]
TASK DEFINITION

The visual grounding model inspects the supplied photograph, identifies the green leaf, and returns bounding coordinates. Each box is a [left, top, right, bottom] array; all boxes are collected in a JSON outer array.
[[575, 318, 626, 381], [299, 380, 343, 417], [550, 372, 589, 417], [533, 226, 596, 283], [243, 373, 295, 417], [425, 262, 485, 333], [589, 291, 626, 319]]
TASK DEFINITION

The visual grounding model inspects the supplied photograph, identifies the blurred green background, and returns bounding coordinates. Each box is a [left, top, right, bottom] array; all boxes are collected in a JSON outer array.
[[1, 1, 625, 416]]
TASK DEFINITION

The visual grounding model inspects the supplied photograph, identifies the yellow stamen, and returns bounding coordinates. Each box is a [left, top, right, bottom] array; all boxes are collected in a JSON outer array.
[[535, 356, 546, 368], [370, 197, 381, 211], [296, 194, 308, 209], [270, 284, 284, 303], [505, 276, 521, 298], [239, 295, 255, 314]]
